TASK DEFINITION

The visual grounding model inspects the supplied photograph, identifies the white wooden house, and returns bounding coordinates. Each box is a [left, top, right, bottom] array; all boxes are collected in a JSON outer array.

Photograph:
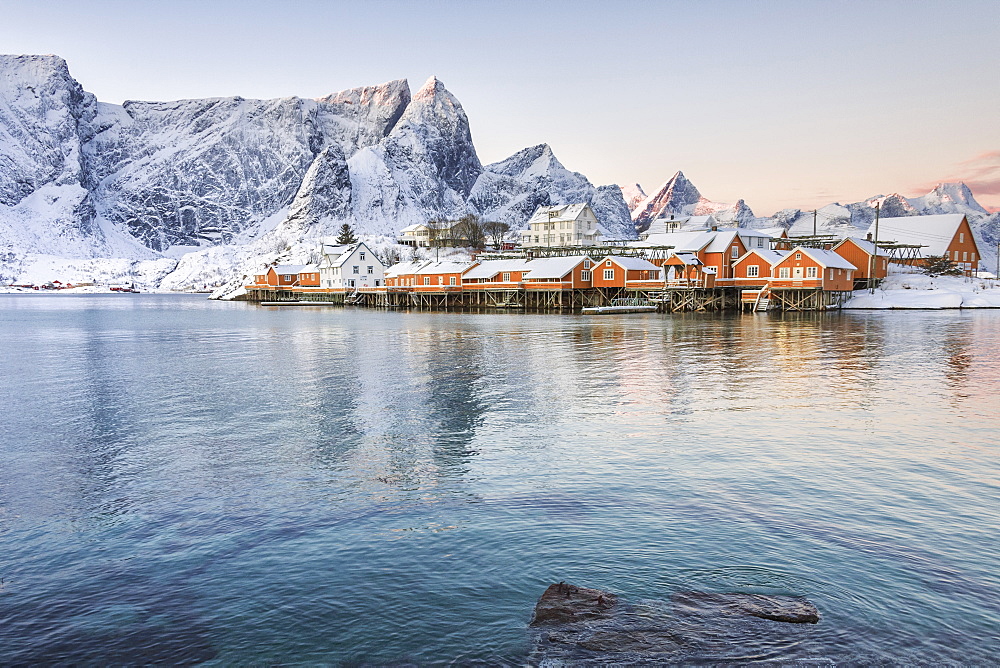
[[318, 242, 385, 291], [520, 203, 604, 247]]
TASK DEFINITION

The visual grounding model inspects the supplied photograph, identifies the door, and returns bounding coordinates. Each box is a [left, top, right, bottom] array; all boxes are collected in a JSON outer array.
[[793, 267, 803, 279]]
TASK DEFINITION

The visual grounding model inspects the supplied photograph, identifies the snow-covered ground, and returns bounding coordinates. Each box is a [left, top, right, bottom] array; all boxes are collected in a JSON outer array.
[[844, 273, 1000, 309]]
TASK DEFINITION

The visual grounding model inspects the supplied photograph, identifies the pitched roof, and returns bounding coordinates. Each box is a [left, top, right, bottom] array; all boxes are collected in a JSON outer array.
[[835, 237, 890, 257], [523, 256, 587, 279], [784, 247, 857, 270], [527, 203, 591, 225], [736, 249, 787, 266], [273, 264, 306, 275], [704, 229, 741, 253], [637, 230, 716, 252], [462, 259, 532, 280], [666, 251, 702, 265], [413, 260, 475, 275], [601, 255, 661, 271], [384, 260, 431, 278], [865, 214, 967, 256]]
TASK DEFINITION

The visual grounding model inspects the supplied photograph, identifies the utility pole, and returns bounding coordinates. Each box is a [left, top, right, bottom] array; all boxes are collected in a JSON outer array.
[[869, 202, 880, 294], [813, 209, 817, 237], [996, 240, 999, 279], [546, 209, 558, 249]]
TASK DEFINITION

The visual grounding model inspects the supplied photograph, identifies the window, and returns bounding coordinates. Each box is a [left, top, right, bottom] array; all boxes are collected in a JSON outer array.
[[795, 252, 802, 260], [959, 233, 964, 243], [423, 277, 430, 286], [731, 246, 740, 258], [502, 272, 511, 282], [603, 269, 614, 280], [757, 237, 764, 248], [962, 252, 968, 261], [449, 277, 456, 286], [806, 267, 817, 278], [829, 269, 834, 280], [438, 276, 444, 285], [779, 267, 790, 278], [606, 260, 612, 266], [349, 280, 355, 287], [375, 280, 381, 287], [846, 272, 852, 281], [583, 259, 592, 269], [283, 275, 292, 281], [581, 270, 592, 281], [368, 266, 374, 274], [747, 265, 759, 278], [972, 252, 977, 262], [353, 266, 359, 274], [359, 252, 366, 260]]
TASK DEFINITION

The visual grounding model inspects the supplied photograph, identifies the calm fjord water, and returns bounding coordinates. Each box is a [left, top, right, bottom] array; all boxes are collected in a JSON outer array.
[[0, 294, 998, 664]]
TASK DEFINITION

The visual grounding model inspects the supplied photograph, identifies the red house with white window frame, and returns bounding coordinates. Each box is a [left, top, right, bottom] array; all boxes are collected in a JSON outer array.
[[769, 247, 856, 291]]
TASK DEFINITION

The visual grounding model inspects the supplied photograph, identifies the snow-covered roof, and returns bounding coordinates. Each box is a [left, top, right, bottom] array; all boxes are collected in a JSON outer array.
[[273, 264, 306, 275], [398, 224, 423, 233], [756, 227, 789, 238], [667, 251, 702, 265], [704, 230, 741, 253], [384, 260, 431, 278], [835, 237, 890, 257], [601, 255, 660, 271], [637, 230, 715, 252], [527, 203, 591, 225], [687, 215, 717, 227], [735, 228, 774, 239], [300, 264, 319, 273], [523, 256, 587, 279], [462, 259, 531, 279], [413, 260, 475, 275], [865, 214, 967, 256], [322, 243, 353, 256], [785, 247, 857, 270], [737, 249, 787, 266]]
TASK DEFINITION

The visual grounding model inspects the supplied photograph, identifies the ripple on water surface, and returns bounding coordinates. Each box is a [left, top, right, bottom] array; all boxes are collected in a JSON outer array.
[[0, 296, 998, 663]]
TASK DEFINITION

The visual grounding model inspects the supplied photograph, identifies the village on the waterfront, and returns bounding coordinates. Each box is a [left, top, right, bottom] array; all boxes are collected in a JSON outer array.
[[241, 203, 996, 312]]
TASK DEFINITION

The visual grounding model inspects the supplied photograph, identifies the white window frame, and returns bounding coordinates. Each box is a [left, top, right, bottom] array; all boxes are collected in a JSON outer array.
[[731, 246, 740, 259], [747, 265, 759, 278], [806, 266, 818, 278], [502, 272, 511, 282], [581, 270, 592, 281], [603, 268, 614, 280], [779, 267, 790, 279]]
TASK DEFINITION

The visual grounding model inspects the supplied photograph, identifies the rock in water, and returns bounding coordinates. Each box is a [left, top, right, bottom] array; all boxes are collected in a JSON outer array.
[[671, 590, 820, 624], [530, 582, 618, 626], [530, 583, 821, 664]]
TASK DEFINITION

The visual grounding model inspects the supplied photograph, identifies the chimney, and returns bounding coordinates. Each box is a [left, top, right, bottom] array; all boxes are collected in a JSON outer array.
[[866, 232, 872, 241], [711, 225, 718, 232], [670, 214, 674, 220]]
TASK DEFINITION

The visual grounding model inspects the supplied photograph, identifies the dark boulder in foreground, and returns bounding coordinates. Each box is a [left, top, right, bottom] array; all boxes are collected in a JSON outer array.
[[530, 583, 821, 664]]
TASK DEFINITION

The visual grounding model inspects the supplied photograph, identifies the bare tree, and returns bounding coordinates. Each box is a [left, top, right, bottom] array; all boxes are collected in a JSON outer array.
[[451, 214, 487, 249], [482, 221, 511, 248]]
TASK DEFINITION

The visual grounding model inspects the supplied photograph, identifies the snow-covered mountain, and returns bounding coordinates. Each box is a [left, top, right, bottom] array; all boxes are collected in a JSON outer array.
[[467, 143, 634, 239], [628, 171, 757, 230], [0, 55, 635, 287]]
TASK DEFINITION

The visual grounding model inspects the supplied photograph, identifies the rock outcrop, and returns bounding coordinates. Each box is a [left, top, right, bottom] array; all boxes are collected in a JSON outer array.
[[530, 582, 820, 664]]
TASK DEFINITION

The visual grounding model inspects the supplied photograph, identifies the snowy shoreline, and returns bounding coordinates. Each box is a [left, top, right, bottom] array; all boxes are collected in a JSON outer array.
[[841, 274, 1000, 310]]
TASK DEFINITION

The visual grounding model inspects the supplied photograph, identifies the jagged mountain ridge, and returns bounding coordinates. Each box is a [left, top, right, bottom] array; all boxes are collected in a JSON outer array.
[[0, 54, 635, 285], [627, 171, 757, 229]]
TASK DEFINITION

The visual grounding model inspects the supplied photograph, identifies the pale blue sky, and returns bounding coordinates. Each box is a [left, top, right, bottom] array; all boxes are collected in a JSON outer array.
[[2, 0, 998, 213]]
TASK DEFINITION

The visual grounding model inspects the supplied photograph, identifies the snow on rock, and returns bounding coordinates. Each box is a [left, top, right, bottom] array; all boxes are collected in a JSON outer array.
[[844, 273, 1000, 309], [347, 76, 481, 235], [631, 171, 704, 231], [620, 183, 646, 212], [468, 143, 636, 239]]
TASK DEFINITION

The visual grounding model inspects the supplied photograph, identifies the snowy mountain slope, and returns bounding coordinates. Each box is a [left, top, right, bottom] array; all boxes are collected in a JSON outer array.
[[346, 77, 481, 235], [468, 144, 636, 239], [630, 171, 704, 230], [620, 183, 646, 212]]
